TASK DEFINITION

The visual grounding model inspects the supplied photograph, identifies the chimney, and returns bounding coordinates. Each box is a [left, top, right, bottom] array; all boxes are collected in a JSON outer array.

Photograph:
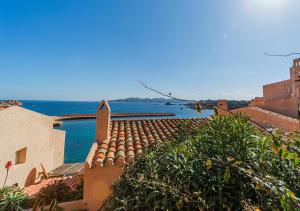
[[290, 58, 300, 98], [96, 100, 111, 143], [293, 58, 300, 68], [217, 99, 228, 116], [217, 99, 228, 110]]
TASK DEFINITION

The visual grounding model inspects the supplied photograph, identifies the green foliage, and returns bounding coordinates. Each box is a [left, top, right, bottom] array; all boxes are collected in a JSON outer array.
[[33, 181, 67, 210], [33, 179, 83, 210], [0, 186, 32, 211], [226, 100, 249, 110], [0, 178, 83, 211], [104, 115, 300, 210]]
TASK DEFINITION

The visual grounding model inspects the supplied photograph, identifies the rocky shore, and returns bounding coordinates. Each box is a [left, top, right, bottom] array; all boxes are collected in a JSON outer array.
[[185, 100, 249, 110], [0, 100, 23, 109]]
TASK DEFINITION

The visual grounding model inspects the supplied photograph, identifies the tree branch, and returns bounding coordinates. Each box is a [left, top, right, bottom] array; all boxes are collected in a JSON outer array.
[[139, 80, 300, 155], [264, 52, 300, 57]]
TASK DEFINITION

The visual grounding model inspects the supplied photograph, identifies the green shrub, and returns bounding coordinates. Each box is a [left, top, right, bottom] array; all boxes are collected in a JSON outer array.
[[103, 115, 300, 210], [33, 178, 83, 210], [0, 186, 32, 211]]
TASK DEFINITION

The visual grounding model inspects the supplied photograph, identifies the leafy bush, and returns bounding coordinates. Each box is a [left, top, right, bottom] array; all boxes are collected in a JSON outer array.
[[104, 115, 300, 210], [0, 186, 32, 211], [33, 178, 83, 210]]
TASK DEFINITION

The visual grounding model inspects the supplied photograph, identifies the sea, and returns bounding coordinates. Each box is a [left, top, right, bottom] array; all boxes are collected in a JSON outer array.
[[22, 100, 213, 163]]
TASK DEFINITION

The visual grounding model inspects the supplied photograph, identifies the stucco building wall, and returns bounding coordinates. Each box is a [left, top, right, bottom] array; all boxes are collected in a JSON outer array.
[[249, 97, 264, 107], [217, 101, 299, 132], [260, 98, 299, 118], [84, 141, 124, 210], [0, 106, 65, 187], [249, 58, 300, 118], [263, 80, 291, 101], [83, 101, 125, 210], [232, 107, 299, 131], [83, 163, 123, 210]]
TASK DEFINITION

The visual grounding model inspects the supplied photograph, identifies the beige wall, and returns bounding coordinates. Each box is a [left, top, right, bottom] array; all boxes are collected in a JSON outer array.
[[83, 142, 123, 210], [83, 101, 124, 210], [83, 164, 123, 211], [0, 106, 65, 187]]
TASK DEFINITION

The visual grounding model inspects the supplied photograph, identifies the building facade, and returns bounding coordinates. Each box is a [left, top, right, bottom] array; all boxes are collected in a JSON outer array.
[[250, 58, 300, 118], [0, 106, 65, 187]]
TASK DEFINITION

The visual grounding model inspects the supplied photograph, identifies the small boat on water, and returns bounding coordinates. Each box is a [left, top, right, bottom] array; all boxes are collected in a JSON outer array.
[[165, 102, 175, 105]]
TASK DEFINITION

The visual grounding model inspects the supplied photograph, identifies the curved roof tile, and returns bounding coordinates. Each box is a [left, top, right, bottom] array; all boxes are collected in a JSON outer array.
[[92, 118, 207, 167]]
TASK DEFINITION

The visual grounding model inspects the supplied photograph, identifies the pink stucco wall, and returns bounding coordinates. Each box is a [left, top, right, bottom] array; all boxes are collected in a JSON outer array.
[[0, 106, 65, 187], [83, 101, 124, 211], [83, 164, 123, 210], [249, 97, 264, 107], [250, 58, 300, 118], [263, 79, 291, 102], [83, 141, 123, 210], [260, 98, 299, 118], [219, 106, 299, 132]]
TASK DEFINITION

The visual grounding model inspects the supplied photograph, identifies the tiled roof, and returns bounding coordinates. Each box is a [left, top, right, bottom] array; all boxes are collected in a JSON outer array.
[[24, 176, 80, 197], [92, 118, 207, 167]]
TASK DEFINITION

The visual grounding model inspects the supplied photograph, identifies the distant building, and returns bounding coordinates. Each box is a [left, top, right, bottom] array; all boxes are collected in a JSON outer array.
[[83, 100, 207, 210], [217, 58, 300, 132], [250, 58, 300, 118], [0, 106, 65, 187]]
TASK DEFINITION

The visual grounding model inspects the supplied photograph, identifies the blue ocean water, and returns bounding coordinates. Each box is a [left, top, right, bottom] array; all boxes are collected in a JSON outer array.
[[22, 100, 213, 163]]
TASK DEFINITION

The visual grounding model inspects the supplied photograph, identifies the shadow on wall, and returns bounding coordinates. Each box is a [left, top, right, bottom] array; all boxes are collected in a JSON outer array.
[[24, 168, 36, 187]]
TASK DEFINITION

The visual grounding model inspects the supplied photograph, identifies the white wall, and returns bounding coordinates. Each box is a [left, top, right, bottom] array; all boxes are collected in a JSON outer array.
[[0, 106, 65, 187]]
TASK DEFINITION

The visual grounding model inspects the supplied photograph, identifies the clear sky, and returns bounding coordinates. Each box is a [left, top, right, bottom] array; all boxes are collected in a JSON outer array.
[[1, 0, 300, 101]]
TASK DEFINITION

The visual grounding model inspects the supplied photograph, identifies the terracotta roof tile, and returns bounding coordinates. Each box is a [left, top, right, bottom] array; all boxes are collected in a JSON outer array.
[[92, 118, 207, 167]]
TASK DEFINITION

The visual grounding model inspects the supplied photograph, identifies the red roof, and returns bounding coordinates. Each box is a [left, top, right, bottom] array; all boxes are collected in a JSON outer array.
[[92, 118, 207, 167]]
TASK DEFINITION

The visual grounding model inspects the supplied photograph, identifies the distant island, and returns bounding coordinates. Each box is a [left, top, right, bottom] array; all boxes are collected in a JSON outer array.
[[110, 98, 249, 110]]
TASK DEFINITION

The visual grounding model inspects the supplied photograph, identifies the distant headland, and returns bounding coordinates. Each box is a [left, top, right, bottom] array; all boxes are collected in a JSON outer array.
[[110, 97, 249, 110], [0, 100, 23, 109], [109, 97, 183, 103], [0, 98, 249, 111]]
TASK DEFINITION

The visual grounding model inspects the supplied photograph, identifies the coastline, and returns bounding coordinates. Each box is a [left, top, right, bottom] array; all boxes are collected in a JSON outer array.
[[53, 112, 175, 121]]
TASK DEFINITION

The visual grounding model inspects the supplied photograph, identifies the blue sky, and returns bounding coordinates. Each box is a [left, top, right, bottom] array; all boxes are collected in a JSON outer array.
[[0, 0, 300, 101]]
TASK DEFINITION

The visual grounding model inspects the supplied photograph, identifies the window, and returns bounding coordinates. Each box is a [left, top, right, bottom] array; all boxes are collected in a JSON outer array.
[[15, 147, 27, 164]]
